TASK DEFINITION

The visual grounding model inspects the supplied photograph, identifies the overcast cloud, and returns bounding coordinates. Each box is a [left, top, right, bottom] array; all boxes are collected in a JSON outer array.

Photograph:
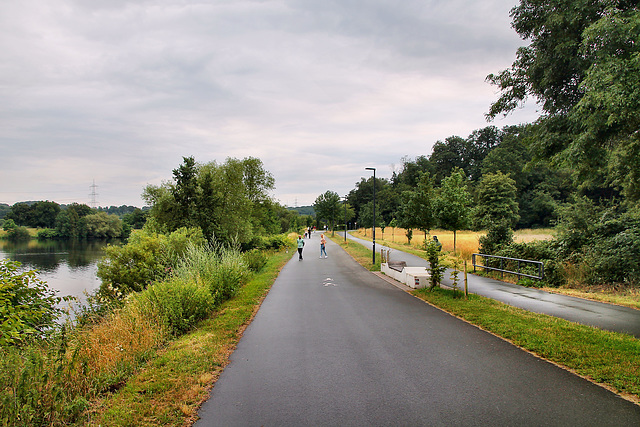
[[0, 0, 538, 207]]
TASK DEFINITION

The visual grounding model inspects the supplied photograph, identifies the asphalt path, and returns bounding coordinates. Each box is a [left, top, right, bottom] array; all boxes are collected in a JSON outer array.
[[345, 233, 640, 338], [195, 232, 640, 426]]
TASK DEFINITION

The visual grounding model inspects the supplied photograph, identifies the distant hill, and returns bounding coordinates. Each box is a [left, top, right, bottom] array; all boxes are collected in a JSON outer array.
[[288, 205, 315, 216]]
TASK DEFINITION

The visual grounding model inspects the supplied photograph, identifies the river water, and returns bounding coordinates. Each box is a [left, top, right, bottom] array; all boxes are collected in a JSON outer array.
[[0, 239, 121, 306]]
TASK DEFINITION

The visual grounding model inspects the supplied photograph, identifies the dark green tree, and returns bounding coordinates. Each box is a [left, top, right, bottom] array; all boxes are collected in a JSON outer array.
[[358, 201, 382, 236], [398, 172, 437, 241], [474, 172, 520, 229], [172, 156, 199, 227], [314, 190, 341, 235], [435, 168, 471, 252], [122, 208, 148, 229], [486, 0, 640, 201]]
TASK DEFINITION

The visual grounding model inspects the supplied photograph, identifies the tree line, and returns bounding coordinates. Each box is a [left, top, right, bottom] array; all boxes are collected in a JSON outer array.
[[0, 201, 148, 240], [314, 1, 640, 288]]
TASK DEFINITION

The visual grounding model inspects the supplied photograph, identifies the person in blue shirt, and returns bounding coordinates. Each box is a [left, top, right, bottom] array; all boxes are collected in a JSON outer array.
[[297, 235, 305, 260]]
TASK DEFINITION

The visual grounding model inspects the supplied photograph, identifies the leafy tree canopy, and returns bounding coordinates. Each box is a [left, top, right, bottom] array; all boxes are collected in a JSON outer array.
[[487, 0, 640, 201]]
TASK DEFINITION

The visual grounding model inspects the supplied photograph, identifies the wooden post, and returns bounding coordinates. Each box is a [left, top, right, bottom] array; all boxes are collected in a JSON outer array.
[[464, 261, 468, 299]]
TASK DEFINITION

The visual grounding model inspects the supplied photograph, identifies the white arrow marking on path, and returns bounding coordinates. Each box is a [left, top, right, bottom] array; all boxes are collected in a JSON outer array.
[[323, 277, 338, 287]]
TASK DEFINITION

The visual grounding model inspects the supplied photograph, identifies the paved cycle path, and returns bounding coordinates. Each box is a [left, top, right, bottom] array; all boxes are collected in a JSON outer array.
[[195, 233, 640, 426], [345, 233, 640, 338]]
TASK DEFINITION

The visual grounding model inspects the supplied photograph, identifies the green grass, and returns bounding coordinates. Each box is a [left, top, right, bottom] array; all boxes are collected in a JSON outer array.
[[87, 248, 292, 426], [328, 235, 381, 271], [337, 235, 640, 404]]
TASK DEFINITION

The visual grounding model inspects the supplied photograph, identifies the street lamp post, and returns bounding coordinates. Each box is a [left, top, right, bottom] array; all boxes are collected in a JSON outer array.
[[365, 167, 376, 265]]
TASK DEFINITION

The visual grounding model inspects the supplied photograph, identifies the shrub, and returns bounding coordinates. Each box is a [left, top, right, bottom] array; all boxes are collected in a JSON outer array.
[[6, 226, 31, 242], [240, 234, 291, 251], [0, 259, 69, 346], [478, 220, 514, 255], [210, 247, 250, 304], [172, 241, 250, 306], [495, 240, 566, 287], [36, 228, 60, 240], [587, 228, 640, 286], [97, 227, 205, 296], [243, 249, 268, 272], [424, 240, 446, 290], [132, 278, 215, 335]]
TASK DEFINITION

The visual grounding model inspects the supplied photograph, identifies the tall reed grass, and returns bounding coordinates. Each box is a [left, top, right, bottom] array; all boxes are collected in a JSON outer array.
[[0, 242, 252, 426]]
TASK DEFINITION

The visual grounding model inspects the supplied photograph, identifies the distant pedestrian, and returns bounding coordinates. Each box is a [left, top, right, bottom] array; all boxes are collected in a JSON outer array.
[[297, 235, 305, 260], [320, 234, 328, 258], [432, 235, 442, 251]]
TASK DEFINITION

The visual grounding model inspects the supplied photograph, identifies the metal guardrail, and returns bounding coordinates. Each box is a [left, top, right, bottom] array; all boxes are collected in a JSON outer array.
[[472, 253, 544, 280]]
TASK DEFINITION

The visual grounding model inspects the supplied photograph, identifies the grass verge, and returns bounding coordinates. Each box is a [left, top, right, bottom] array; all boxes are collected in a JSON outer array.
[[336, 234, 640, 405], [328, 234, 380, 271], [87, 248, 292, 426]]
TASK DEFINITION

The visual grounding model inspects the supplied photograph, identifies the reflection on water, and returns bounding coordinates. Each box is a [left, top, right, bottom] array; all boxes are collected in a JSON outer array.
[[0, 239, 122, 304]]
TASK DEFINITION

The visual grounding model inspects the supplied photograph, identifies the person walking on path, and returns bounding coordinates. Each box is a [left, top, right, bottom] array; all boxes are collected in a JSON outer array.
[[320, 234, 328, 258], [297, 235, 305, 260]]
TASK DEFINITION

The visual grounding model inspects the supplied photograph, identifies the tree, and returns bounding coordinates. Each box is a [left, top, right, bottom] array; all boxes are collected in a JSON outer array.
[[435, 168, 471, 253], [358, 201, 382, 236], [122, 208, 148, 229], [5, 203, 32, 226], [474, 172, 520, 229], [55, 203, 93, 238], [143, 157, 277, 246], [84, 212, 123, 238], [430, 136, 469, 184], [389, 218, 398, 242], [398, 172, 437, 241], [486, 0, 640, 201], [571, 7, 640, 200], [242, 157, 275, 203], [172, 156, 199, 228], [31, 201, 60, 228], [314, 191, 341, 235]]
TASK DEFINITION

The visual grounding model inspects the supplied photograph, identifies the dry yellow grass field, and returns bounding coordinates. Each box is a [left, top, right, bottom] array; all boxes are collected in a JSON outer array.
[[355, 227, 555, 262]]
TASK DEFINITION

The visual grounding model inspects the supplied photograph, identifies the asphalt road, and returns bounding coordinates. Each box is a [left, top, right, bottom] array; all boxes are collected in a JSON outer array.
[[346, 233, 640, 338], [195, 233, 640, 426]]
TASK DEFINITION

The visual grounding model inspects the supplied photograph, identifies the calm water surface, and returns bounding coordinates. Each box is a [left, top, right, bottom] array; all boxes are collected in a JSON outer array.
[[0, 239, 122, 305]]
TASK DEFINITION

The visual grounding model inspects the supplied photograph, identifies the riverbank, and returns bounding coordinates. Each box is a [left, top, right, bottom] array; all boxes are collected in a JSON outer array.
[[88, 247, 292, 425]]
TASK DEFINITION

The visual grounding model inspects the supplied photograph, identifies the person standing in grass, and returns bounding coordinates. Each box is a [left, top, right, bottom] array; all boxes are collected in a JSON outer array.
[[320, 234, 328, 258], [297, 235, 305, 260]]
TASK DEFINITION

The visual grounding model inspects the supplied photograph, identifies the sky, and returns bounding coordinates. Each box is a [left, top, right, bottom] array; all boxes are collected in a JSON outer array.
[[0, 0, 540, 208]]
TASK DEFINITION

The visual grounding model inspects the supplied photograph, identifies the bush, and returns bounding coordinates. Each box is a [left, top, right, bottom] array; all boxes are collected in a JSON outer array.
[[97, 227, 205, 296], [172, 241, 251, 306], [587, 229, 640, 286], [243, 249, 268, 272], [0, 259, 69, 346], [495, 240, 566, 287], [424, 240, 446, 290], [478, 220, 514, 255], [6, 226, 31, 242], [132, 278, 215, 335], [210, 248, 250, 304], [36, 228, 60, 240], [240, 234, 291, 251]]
